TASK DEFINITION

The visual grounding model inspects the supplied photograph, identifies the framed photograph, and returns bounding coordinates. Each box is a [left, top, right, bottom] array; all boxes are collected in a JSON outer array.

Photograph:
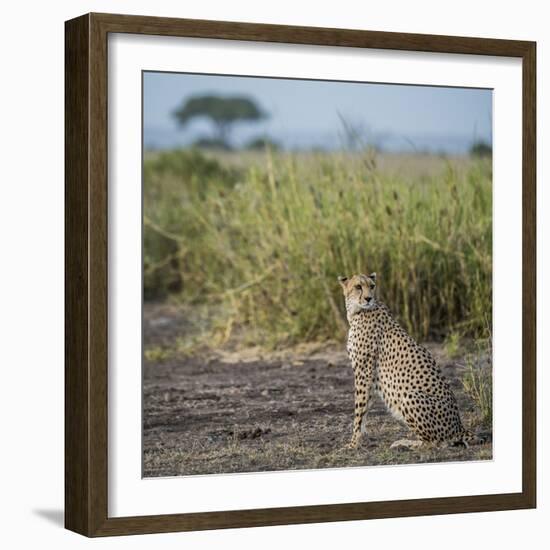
[[65, 12, 536, 537]]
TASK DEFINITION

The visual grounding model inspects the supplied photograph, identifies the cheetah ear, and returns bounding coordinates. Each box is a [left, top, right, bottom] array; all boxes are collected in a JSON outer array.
[[337, 276, 348, 288], [369, 272, 377, 284]]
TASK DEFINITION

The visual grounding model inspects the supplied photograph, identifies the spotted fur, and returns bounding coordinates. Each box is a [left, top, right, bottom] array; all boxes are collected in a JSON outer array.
[[338, 272, 471, 449]]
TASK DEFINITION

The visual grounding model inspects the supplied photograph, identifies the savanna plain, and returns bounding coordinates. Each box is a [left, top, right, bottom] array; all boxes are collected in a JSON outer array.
[[143, 148, 493, 477]]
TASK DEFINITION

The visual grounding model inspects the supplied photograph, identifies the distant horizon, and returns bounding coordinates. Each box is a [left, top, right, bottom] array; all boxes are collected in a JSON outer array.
[[144, 72, 493, 154], [143, 125, 490, 155]]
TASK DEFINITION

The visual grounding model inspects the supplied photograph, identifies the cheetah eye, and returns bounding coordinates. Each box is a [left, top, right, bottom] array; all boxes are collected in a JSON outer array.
[[355, 284, 362, 291], [370, 284, 375, 290]]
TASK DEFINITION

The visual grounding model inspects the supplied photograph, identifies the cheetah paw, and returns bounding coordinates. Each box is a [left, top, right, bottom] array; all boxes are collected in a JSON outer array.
[[390, 439, 424, 451]]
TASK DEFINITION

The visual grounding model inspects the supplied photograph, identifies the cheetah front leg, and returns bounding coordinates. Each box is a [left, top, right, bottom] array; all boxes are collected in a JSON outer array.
[[348, 362, 374, 449]]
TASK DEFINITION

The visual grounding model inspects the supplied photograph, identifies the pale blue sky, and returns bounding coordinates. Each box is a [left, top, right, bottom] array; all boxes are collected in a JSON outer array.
[[143, 71, 492, 153]]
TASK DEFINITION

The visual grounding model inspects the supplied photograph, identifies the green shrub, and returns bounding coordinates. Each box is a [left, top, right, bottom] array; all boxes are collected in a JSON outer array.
[[470, 141, 492, 158], [143, 149, 240, 299]]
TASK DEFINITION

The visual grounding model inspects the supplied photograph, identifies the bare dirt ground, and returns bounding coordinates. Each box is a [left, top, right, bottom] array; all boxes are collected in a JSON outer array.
[[143, 303, 492, 477]]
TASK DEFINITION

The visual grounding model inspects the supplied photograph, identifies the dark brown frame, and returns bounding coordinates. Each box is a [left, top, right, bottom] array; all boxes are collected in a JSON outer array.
[[65, 12, 537, 537]]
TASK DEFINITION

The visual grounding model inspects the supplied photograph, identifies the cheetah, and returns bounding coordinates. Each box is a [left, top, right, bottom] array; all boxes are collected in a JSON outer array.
[[338, 272, 473, 450]]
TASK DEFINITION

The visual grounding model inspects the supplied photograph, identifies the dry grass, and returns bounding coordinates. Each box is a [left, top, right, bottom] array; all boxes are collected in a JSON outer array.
[[144, 148, 492, 348]]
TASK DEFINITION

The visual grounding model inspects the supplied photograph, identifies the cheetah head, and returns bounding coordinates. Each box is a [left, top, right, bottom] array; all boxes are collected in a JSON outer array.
[[337, 272, 377, 317]]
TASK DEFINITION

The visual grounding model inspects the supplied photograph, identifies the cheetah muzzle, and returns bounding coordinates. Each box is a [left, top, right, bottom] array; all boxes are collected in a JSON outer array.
[[338, 272, 474, 450]]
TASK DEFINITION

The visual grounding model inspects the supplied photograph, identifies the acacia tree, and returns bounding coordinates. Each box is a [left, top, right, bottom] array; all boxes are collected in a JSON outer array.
[[173, 95, 267, 147]]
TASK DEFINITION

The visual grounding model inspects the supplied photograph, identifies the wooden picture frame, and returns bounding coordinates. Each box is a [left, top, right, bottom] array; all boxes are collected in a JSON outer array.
[[65, 12, 536, 537]]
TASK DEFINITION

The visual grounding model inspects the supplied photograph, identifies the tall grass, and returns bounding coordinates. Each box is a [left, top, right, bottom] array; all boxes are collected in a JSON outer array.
[[462, 330, 493, 427], [144, 148, 492, 347]]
